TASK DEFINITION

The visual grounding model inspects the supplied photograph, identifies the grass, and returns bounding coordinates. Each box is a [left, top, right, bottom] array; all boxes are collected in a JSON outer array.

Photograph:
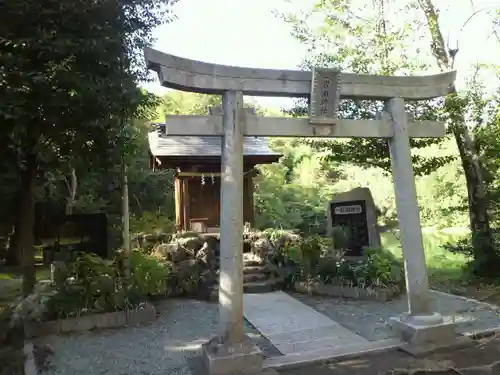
[[382, 230, 468, 281], [382, 229, 500, 305]]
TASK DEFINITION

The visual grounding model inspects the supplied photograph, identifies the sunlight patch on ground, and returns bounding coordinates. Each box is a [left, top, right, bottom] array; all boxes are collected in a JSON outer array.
[[163, 339, 206, 352]]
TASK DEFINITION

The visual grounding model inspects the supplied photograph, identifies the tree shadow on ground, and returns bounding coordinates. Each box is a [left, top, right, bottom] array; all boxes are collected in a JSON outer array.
[[427, 266, 500, 306]]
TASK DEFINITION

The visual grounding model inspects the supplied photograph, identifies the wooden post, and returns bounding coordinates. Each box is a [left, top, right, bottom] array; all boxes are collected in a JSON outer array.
[[386, 98, 431, 316], [182, 178, 189, 231], [174, 175, 182, 230], [121, 158, 131, 277], [218, 90, 245, 343], [246, 172, 255, 228]]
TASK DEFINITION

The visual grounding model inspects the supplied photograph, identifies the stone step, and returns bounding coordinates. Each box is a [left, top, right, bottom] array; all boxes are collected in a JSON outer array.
[[242, 259, 265, 267], [243, 253, 264, 263], [243, 265, 268, 274], [243, 273, 268, 283], [244, 279, 277, 294], [215, 267, 270, 277], [214, 258, 266, 268], [209, 279, 279, 300]]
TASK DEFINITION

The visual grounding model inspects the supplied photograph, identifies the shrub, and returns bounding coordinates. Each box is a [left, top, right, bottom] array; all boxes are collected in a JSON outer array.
[[127, 250, 172, 297], [264, 232, 334, 287], [45, 252, 127, 319], [336, 248, 405, 290], [265, 230, 405, 291], [330, 225, 350, 250], [10, 250, 173, 322], [130, 211, 175, 236], [443, 232, 500, 277]]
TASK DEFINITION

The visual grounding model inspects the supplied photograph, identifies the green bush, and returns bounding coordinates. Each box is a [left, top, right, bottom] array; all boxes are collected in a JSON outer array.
[[127, 250, 172, 297], [174, 261, 205, 296], [336, 248, 405, 289], [130, 210, 175, 237], [29, 250, 173, 320], [330, 225, 350, 250], [264, 232, 333, 287], [46, 253, 127, 319], [264, 230, 405, 290]]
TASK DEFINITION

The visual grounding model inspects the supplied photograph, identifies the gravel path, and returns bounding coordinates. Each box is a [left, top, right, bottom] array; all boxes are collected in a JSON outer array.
[[41, 299, 280, 375], [292, 290, 500, 341], [40, 291, 500, 374]]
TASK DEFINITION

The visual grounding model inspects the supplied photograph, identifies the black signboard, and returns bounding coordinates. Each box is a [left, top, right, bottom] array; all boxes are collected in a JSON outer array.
[[35, 213, 108, 263], [330, 200, 369, 257]]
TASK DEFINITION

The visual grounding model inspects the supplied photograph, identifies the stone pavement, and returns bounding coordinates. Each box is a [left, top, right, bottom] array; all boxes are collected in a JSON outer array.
[[243, 292, 368, 355], [274, 336, 500, 375]]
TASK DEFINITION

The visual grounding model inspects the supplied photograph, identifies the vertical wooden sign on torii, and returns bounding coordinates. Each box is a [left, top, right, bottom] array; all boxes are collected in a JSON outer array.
[[144, 47, 458, 374]]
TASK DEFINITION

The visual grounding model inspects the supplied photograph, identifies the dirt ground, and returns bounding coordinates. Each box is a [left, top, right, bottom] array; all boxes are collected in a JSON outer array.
[[276, 335, 500, 375]]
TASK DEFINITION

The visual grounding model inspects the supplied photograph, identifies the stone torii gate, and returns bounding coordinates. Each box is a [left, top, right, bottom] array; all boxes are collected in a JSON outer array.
[[144, 47, 463, 374]]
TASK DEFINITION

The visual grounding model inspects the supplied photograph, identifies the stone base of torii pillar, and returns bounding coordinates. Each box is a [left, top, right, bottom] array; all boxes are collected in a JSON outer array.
[[202, 336, 265, 375], [389, 313, 472, 357]]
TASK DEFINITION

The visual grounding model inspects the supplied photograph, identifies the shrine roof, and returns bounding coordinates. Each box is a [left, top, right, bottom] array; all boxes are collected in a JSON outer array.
[[148, 129, 281, 158]]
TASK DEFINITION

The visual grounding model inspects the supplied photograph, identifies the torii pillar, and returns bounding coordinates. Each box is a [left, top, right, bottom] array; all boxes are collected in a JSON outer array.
[[202, 91, 263, 374]]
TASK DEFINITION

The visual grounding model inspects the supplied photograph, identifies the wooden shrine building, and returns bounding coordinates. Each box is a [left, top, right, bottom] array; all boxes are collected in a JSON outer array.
[[148, 124, 282, 232]]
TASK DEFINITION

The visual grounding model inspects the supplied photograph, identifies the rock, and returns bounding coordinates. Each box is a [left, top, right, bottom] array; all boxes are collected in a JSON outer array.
[[176, 231, 200, 239], [153, 243, 175, 258], [201, 235, 220, 256], [175, 258, 197, 270], [133, 235, 146, 248], [196, 242, 216, 268], [156, 233, 170, 242], [153, 243, 191, 263], [173, 259, 199, 279], [172, 246, 193, 262], [243, 239, 252, 253], [244, 230, 266, 243], [200, 269, 217, 286], [277, 232, 302, 248], [251, 238, 273, 259], [195, 269, 217, 301], [177, 236, 204, 253], [173, 259, 203, 296]]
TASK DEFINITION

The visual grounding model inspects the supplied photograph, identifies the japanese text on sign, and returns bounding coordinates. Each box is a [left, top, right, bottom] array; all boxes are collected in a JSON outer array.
[[311, 67, 341, 119], [320, 78, 331, 115], [334, 205, 363, 215]]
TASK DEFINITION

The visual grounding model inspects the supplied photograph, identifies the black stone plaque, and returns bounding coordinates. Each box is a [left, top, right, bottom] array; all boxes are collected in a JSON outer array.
[[330, 200, 369, 257], [35, 213, 108, 263]]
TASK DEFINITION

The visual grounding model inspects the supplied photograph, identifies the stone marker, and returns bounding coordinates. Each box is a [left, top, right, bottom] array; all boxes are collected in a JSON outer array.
[[327, 187, 381, 257]]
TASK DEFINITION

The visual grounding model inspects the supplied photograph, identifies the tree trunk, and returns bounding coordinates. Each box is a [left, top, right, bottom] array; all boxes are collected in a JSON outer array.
[[449, 110, 496, 272], [4, 190, 22, 266], [18, 153, 37, 297], [65, 168, 77, 215], [418, 0, 497, 276], [4, 223, 20, 266]]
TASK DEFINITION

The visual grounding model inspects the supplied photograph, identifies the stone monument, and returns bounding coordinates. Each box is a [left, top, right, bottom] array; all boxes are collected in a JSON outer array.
[[327, 187, 381, 256]]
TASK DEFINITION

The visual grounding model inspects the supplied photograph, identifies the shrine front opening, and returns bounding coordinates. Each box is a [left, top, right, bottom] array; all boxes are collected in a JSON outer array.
[[144, 46, 465, 374]]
